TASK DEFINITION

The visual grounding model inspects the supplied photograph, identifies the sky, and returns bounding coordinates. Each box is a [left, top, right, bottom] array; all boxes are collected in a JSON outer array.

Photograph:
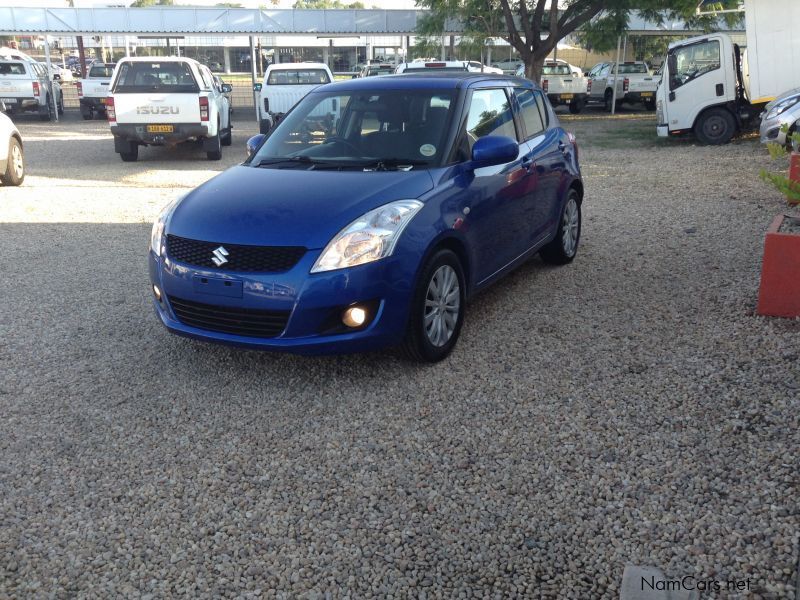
[[0, 0, 419, 8]]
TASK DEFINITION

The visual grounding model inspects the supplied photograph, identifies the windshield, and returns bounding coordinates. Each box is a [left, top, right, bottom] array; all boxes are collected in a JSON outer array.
[[112, 61, 199, 93], [668, 39, 721, 90], [252, 89, 456, 169], [267, 69, 330, 85]]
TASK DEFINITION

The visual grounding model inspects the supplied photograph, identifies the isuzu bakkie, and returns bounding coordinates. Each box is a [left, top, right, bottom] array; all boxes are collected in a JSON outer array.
[[107, 57, 232, 161]]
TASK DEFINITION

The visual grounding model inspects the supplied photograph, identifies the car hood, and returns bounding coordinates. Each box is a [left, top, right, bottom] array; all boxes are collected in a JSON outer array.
[[167, 165, 434, 249]]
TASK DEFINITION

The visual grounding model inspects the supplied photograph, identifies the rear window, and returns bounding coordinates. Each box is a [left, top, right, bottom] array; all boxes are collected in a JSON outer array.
[[617, 63, 648, 74], [404, 65, 467, 73], [365, 66, 394, 76], [112, 61, 199, 93], [267, 69, 330, 85], [0, 62, 27, 76], [542, 64, 571, 76], [89, 64, 115, 78]]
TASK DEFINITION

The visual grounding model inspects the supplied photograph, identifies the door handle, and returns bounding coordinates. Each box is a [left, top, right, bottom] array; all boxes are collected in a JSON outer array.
[[521, 156, 534, 170], [558, 141, 568, 155]]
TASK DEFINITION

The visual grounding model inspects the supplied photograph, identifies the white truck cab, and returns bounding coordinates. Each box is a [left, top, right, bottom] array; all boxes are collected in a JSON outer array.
[[256, 62, 333, 134], [656, 0, 800, 144], [107, 57, 232, 161]]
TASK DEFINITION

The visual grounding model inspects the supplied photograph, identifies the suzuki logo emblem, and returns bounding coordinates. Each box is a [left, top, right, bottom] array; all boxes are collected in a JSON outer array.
[[211, 246, 229, 266]]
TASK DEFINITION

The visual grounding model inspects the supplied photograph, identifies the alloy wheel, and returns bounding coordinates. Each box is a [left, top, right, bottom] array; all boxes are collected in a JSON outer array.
[[562, 197, 579, 257], [11, 143, 23, 178], [424, 264, 460, 347]]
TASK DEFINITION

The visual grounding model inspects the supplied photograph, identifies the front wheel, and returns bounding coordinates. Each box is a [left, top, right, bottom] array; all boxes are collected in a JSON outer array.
[[694, 108, 736, 145], [540, 189, 581, 265], [1, 137, 24, 186], [401, 249, 466, 362], [644, 99, 656, 111]]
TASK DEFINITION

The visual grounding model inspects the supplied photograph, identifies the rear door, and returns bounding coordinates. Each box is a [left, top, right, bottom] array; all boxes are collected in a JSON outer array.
[[513, 87, 563, 243], [110, 60, 202, 124]]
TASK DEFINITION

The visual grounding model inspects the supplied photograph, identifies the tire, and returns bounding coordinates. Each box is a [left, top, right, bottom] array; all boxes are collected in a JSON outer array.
[[119, 144, 139, 162], [259, 120, 271, 135], [221, 113, 233, 147], [401, 249, 466, 363], [568, 99, 584, 115], [206, 127, 222, 160], [81, 109, 93, 120], [1, 136, 24, 186], [604, 90, 614, 112], [38, 97, 53, 121], [57, 94, 64, 115], [644, 99, 656, 111], [694, 108, 736, 145], [540, 188, 581, 265]]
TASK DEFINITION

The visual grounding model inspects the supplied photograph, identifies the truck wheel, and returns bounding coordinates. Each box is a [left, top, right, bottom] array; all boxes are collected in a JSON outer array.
[[259, 119, 271, 135], [81, 109, 93, 120], [39, 98, 53, 121], [206, 130, 222, 160], [57, 94, 64, 115], [695, 108, 736, 145], [119, 144, 139, 162], [644, 99, 656, 111], [603, 90, 615, 112], [568, 99, 584, 115], [221, 113, 233, 147]]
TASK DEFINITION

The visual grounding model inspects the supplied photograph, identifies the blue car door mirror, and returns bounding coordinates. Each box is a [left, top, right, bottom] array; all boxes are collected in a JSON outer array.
[[469, 136, 519, 169], [246, 134, 266, 157]]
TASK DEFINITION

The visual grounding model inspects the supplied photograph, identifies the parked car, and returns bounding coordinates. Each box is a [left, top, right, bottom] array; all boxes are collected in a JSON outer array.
[[515, 59, 583, 78], [587, 61, 657, 111], [0, 109, 24, 186], [78, 62, 115, 120], [0, 59, 63, 120], [255, 62, 333, 134], [355, 64, 395, 78], [760, 88, 800, 150], [107, 57, 233, 161], [148, 72, 583, 361], [516, 61, 589, 113], [492, 59, 524, 74], [42, 63, 73, 82], [394, 60, 470, 74], [465, 61, 505, 75]]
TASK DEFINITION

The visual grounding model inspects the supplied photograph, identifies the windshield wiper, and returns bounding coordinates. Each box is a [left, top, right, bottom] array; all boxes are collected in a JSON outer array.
[[360, 158, 431, 171], [255, 156, 317, 168]]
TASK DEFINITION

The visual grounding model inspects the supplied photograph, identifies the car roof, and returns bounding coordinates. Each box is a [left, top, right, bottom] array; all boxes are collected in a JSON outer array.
[[314, 72, 538, 92], [118, 56, 201, 65]]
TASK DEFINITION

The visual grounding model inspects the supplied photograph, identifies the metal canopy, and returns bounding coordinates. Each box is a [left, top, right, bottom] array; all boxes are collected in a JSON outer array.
[[0, 7, 458, 36], [0, 7, 742, 37]]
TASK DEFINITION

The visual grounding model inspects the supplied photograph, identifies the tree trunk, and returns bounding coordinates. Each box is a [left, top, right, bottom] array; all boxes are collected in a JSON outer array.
[[76, 36, 87, 79]]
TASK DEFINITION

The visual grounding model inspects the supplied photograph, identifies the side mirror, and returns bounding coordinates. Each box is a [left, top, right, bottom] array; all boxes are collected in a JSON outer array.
[[253, 82, 263, 92], [667, 54, 678, 91], [246, 134, 265, 157], [221, 83, 232, 93], [468, 135, 518, 169]]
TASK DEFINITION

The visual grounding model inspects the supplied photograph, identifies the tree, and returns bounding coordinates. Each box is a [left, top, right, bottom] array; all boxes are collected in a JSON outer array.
[[130, 0, 174, 7], [293, 0, 365, 8], [416, 0, 741, 81]]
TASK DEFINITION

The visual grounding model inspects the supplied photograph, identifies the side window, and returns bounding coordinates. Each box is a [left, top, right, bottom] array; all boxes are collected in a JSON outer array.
[[669, 39, 721, 90], [534, 92, 550, 128], [464, 88, 517, 141], [198, 66, 213, 90], [513, 88, 545, 140]]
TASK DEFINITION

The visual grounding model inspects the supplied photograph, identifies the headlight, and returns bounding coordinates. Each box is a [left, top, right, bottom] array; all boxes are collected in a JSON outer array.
[[311, 200, 423, 273], [150, 195, 184, 257], [766, 95, 800, 120]]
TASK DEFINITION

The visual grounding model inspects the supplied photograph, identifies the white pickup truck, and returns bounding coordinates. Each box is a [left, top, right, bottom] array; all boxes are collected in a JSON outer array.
[[107, 57, 232, 162], [538, 61, 590, 114], [256, 62, 333, 134], [77, 62, 114, 120], [587, 61, 658, 111], [0, 59, 63, 121]]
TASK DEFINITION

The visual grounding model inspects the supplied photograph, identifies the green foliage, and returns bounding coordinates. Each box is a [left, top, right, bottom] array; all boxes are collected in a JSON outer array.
[[293, 0, 365, 8], [760, 126, 800, 206], [130, 0, 173, 6]]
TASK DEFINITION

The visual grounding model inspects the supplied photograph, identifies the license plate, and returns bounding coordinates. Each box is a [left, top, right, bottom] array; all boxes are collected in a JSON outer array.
[[560, 94, 574, 100], [1, 97, 16, 103], [147, 125, 173, 133], [641, 92, 653, 97], [99, 98, 106, 104]]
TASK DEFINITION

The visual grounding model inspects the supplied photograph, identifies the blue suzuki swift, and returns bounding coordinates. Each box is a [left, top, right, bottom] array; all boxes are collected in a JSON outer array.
[[149, 73, 583, 361]]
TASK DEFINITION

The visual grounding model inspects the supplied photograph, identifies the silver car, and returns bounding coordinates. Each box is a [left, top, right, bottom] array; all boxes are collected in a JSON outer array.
[[760, 88, 800, 149]]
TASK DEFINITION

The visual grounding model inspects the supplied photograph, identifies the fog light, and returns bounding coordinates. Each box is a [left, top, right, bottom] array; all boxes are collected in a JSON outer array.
[[342, 305, 367, 328], [153, 284, 162, 302]]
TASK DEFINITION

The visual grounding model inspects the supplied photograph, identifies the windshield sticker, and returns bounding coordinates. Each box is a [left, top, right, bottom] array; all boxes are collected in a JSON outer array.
[[419, 144, 436, 157]]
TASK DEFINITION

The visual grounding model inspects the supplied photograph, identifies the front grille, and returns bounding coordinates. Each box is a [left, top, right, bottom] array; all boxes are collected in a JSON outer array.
[[166, 234, 305, 273], [168, 295, 290, 338]]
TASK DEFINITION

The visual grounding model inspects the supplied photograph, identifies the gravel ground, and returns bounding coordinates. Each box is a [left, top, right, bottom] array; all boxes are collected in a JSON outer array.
[[1, 110, 798, 599]]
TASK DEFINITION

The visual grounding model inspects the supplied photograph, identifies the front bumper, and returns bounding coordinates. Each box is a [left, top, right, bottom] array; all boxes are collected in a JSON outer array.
[[112, 123, 211, 146], [149, 248, 417, 355]]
